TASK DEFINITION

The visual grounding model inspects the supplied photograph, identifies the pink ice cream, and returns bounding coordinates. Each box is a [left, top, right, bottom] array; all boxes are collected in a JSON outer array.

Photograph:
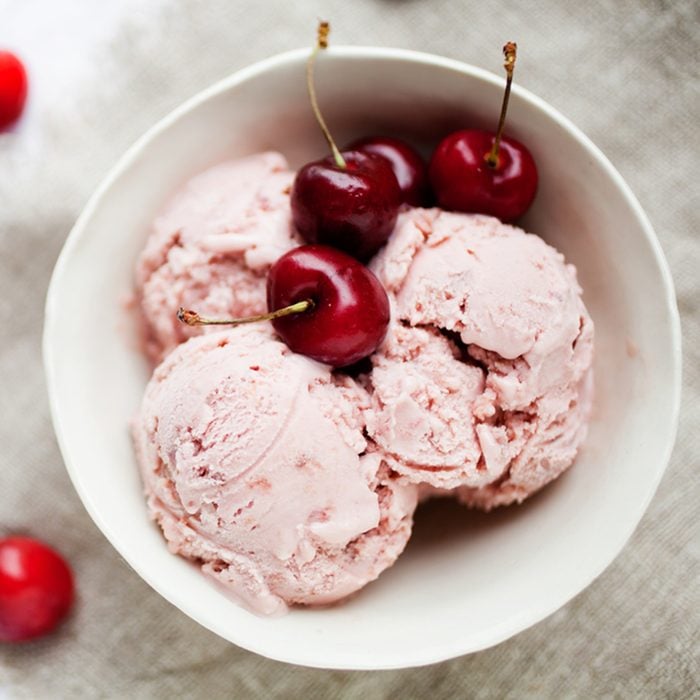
[[132, 327, 418, 615], [368, 209, 594, 507], [136, 152, 301, 363]]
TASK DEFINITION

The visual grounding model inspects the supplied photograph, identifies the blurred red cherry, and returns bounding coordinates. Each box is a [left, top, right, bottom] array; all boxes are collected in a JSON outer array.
[[0, 537, 75, 642], [0, 51, 28, 130]]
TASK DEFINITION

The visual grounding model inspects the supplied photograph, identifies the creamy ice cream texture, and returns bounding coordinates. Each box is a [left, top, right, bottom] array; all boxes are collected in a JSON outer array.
[[132, 327, 418, 615], [132, 154, 595, 613], [136, 152, 301, 363], [368, 209, 594, 506]]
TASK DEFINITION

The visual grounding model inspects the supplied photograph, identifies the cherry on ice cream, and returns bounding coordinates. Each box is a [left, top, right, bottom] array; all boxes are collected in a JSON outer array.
[[348, 136, 430, 206], [429, 42, 537, 221], [178, 244, 390, 368], [291, 22, 401, 261]]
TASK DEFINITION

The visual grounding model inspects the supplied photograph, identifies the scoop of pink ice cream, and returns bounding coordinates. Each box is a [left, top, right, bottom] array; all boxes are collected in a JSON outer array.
[[132, 327, 418, 614], [136, 152, 301, 363], [368, 209, 594, 506]]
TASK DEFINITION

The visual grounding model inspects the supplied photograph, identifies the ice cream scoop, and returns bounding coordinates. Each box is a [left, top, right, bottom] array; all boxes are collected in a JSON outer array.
[[368, 209, 594, 506], [136, 152, 301, 363], [132, 327, 418, 614]]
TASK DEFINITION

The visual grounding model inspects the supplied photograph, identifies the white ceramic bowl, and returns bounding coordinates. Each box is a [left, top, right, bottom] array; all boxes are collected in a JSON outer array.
[[44, 47, 681, 670]]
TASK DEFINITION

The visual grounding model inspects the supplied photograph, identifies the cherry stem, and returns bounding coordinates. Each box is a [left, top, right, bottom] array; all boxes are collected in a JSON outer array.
[[307, 21, 346, 169], [177, 299, 315, 328], [485, 41, 517, 169]]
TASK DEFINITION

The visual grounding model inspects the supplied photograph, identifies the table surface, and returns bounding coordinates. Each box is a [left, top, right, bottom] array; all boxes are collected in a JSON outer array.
[[1, 0, 698, 697]]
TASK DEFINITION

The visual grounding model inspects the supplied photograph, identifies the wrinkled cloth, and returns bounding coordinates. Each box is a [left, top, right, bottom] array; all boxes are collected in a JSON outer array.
[[0, 0, 697, 697]]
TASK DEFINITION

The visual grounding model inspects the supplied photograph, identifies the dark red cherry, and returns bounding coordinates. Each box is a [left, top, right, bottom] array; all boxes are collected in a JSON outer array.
[[429, 129, 537, 220], [290, 22, 402, 261], [177, 245, 390, 367], [0, 537, 75, 642], [267, 245, 390, 367], [0, 51, 28, 131], [348, 136, 430, 206], [291, 150, 401, 261], [429, 41, 538, 221]]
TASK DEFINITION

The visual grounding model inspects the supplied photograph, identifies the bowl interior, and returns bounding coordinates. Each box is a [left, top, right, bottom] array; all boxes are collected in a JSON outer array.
[[44, 48, 680, 669]]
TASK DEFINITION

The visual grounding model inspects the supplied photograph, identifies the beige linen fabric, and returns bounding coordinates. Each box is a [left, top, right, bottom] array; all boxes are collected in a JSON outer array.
[[1, 0, 698, 697]]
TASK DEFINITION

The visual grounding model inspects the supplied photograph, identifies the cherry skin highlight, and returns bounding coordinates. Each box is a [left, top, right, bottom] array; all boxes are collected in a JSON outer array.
[[0, 537, 75, 642], [348, 136, 430, 206], [267, 244, 390, 367], [429, 129, 537, 221], [0, 51, 28, 130], [291, 150, 401, 261]]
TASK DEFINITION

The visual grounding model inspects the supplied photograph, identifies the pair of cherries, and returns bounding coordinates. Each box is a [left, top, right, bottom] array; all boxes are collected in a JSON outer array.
[[181, 28, 537, 370]]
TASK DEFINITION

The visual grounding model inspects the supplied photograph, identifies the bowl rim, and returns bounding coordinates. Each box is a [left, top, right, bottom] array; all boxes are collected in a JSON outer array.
[[43, 45, 682, 669]]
